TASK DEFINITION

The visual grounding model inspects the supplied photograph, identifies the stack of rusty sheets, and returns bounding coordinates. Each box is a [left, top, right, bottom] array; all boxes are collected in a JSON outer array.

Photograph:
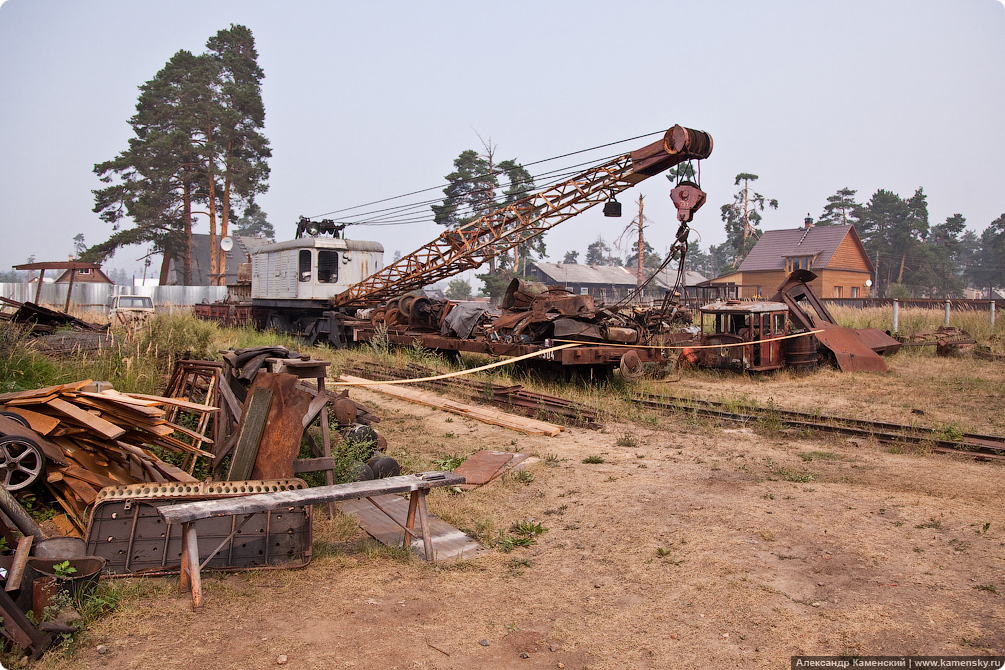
[[0, 380, 213, 531]]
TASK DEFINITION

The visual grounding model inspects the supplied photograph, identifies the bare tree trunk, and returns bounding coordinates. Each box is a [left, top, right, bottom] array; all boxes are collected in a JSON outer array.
[[220, 139, 232, 284], [183, 179, 193, 285]]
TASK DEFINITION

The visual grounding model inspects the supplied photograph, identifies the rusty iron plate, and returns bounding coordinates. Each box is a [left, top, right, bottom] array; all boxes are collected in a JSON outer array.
[[813, 322, 888, 372], [85, 479, 312, 575]]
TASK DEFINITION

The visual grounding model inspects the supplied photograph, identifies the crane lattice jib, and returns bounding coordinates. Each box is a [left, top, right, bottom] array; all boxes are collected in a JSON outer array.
[[331, 124, 713, 309]]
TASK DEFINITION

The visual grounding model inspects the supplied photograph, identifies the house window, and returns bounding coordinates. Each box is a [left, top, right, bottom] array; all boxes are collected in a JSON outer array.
[[834, 286, 843, 298], [318, 250, 339, 283], [851, 287, 859, 298], [785, 256, 813, 273], [78, 268, 91, 275], [298, 250, 312, 282]]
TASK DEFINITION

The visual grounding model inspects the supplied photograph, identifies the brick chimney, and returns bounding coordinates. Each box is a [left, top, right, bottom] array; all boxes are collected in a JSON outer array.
[[804, 214, 814, 229]]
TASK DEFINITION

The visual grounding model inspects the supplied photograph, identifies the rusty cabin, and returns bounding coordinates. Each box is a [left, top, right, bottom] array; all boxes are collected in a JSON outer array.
[[696, 300, 789, 371]]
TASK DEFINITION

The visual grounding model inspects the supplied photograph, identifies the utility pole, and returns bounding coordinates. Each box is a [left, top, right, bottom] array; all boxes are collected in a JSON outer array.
[[636, 195, 645, 288]]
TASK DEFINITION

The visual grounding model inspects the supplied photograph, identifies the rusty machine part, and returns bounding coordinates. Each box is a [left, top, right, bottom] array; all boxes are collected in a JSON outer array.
[[771, 270, 900, 373], [618, 350, 645, 381]]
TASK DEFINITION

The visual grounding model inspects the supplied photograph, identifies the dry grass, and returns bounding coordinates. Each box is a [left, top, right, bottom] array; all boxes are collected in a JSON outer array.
[[829, 304, 1004, 346]]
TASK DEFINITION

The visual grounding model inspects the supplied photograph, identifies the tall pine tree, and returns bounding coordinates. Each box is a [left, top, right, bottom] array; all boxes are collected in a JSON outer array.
[[90, 25, 270, 285]]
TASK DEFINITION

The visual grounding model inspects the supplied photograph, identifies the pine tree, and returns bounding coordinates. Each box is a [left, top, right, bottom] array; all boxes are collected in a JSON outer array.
[[90, 25, 270, 285], [818, 187, 861, 226], [719, 173, 777, 265]]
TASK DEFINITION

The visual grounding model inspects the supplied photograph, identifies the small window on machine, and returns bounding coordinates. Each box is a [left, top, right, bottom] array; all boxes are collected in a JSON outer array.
[[299, 250, 311, 282], [318, 250, 339, 283]]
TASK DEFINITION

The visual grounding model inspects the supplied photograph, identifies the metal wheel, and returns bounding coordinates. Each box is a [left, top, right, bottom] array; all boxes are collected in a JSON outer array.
[[0, 411, 30, 429], [0, 434, 45, 491]]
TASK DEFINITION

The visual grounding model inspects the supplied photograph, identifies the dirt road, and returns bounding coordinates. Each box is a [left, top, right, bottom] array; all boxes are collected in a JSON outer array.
[[48, 361, 1004, 670]]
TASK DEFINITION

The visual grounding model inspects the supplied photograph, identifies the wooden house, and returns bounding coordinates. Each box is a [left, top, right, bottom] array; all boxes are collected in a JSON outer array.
[[709, 219, 874, 299]]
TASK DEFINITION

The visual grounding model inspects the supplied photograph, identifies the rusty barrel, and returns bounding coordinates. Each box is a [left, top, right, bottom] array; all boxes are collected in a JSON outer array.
[[783, 332, 818, 372]]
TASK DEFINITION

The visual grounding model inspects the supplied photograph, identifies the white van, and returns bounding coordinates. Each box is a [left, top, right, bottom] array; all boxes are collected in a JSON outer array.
[[108, 295, 155, 323]]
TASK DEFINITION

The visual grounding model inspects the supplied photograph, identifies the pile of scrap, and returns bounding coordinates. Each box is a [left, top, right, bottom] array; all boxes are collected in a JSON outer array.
[[0, 381, 212, 531], [0, 297, 105, 335]]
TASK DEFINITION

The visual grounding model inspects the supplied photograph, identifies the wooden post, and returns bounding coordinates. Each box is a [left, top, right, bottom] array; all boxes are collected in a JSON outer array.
[[179, 523, 203, 608], [64, 268, 76, 313], [415, 489, 433, 561], [991, 300, 996, 328], [636, 195, 645, 291], [944, 298, 951, 327], [892, 300, 899, 333], [34, 270, 44, 304], [403, 491, 419, 551]]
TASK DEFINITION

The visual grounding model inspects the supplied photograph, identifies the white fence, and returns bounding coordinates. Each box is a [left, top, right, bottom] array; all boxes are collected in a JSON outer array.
[[0, 283, 229, 312]]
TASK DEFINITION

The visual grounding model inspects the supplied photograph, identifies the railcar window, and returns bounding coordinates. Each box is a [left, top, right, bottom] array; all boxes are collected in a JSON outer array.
[[318, 250, 339, 283], [299, 250, 311, 282]]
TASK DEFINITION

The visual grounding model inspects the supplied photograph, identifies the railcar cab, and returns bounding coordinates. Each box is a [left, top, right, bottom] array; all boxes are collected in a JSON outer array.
[[697, 301, 789, 371]]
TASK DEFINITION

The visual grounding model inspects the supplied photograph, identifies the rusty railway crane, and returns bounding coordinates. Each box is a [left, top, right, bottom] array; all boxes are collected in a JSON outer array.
[[247, 124, 713, 353]]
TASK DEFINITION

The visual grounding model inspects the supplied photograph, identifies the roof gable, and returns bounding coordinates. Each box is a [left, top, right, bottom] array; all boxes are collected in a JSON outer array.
[[738, 225, 872, 273], [529, 261, 637, 286]]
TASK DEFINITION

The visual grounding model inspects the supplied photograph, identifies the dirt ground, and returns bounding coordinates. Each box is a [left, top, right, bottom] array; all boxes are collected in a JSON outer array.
[[37, 354, 1005, 670]]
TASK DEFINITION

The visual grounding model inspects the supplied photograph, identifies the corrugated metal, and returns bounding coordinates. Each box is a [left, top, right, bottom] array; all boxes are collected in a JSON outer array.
[[0, 283, 227, 310]]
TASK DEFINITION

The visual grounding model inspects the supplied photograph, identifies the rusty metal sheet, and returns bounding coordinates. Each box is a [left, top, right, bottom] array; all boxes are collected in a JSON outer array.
[[246, 373, 314, 480], [552, 318, 603, 339], [813, 322, 888, 372], [452, 450, 517, 486], [854, 328, 902, 356]]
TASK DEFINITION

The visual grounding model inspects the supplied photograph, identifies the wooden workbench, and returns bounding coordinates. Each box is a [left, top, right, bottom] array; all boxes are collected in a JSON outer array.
[[157, 471, 464, 607]]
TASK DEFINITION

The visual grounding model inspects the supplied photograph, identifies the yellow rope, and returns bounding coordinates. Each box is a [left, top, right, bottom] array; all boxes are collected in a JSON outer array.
[[332, 330, 825, 387], [331, 342, 583, 386]]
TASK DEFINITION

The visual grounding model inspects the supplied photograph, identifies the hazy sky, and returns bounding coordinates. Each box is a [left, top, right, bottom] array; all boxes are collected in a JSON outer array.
[[1, 0, 1003, 283]]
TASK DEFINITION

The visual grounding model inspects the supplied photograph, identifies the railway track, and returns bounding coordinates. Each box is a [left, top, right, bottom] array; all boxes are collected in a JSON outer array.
[[337, 362, 1005, 461], [635, 394, 1005, 461]]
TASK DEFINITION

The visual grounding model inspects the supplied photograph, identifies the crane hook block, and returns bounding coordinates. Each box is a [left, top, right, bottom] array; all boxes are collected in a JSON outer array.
[[670, 181, 707, 223]]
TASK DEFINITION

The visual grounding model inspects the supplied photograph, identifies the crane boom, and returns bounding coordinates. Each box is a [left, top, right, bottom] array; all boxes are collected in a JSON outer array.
[[331, 124, 712, 308]]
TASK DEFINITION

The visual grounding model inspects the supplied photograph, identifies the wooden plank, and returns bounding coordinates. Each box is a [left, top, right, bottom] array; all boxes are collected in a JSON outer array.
[[5, 394, 58, 407], [293, 456, 337, 473], [45, 398, 125, 440], [226, 387, 272, 481], [58, 464, 119, 489], [120, 392, 220, 413], [0, 407, 60, 435], [337, 493, 481, 561], [339, 375, 563, 436], [77, 392, 165, 413], [6, 535, 33, 592], [159, 472, 465, 524]]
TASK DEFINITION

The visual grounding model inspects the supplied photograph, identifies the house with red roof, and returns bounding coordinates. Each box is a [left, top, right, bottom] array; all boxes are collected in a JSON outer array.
[[709, 218, 874, 299]]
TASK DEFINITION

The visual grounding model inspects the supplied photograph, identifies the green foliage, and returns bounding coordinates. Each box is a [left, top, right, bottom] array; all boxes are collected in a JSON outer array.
[[368, 323, 390, 358], [615, 433, 638, 448], [432, 452, 467, 470], [53, 560, 77, 578], [498, 519, 547, 553], [136, 312, 218, 362], [91, 25, 270, 282], [582, 455, 605, 464], [0, 322, 61, 393], [509, 469, 534, 485], [720, 173, 778, 266], [445, 278, 472, 300]]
